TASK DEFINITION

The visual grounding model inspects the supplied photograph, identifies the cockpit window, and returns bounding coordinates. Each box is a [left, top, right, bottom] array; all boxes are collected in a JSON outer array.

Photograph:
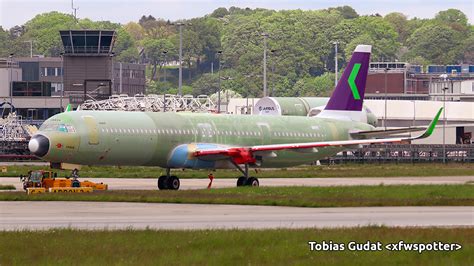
[[66, 125, 76, 133], [40, 123, 76, 133], [39, 124, 57, 131], [58, 124, 68, 132]]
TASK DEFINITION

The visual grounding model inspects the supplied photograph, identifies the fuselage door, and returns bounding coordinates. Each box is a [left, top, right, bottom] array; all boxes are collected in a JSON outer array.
[[256, 122, 271, 145], [82, 116, 99, 145]]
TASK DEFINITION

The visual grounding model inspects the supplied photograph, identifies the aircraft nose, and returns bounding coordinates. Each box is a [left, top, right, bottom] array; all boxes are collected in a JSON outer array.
[[29, 134, 50, 157]]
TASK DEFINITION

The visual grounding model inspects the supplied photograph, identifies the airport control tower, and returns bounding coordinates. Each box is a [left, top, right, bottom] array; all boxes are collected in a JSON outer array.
[[60, 30, 116, 104]]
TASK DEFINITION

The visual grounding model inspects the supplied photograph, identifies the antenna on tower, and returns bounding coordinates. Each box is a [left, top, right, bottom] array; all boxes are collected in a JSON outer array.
[[71, 0, 79, 22]]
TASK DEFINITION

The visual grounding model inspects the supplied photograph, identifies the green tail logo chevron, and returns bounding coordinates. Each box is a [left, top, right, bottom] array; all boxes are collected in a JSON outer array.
[[348, 63, 361, 100]]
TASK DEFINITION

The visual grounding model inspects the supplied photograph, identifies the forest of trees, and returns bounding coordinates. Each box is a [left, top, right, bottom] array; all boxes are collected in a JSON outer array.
[[0, 6, 472, 98]]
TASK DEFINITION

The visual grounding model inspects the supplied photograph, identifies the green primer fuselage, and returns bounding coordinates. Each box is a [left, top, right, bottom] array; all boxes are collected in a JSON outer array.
[[39, 111, 373, 168]]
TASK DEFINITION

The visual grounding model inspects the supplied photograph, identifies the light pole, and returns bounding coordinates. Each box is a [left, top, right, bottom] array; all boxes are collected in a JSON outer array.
[[163, 64, 167, 113], [217, 50, 223, 113], [176, 22, 185, 96], [110, 52, 115, 94], [443, 86, 448, 163], [162, 51, 168, 83], [270, 49, 277, 97], [23, 40, 33, 57], [333, 41, 339, 87], [60, 53, 64, 112], [8, 53, 14, 105], [261, 33, 269, 97], [383, 67, 390, 130], [221, 77, 232, 113], [440, 74, 448, 164]]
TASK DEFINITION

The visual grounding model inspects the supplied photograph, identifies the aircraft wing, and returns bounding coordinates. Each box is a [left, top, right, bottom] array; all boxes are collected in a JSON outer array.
[[350, 127, 427, 139], [193, 108, 442, 164]]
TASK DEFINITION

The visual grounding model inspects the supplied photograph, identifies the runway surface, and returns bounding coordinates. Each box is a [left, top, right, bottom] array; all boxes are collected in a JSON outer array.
[[0, 202, 472, 230], [1, 176, 473, 191]]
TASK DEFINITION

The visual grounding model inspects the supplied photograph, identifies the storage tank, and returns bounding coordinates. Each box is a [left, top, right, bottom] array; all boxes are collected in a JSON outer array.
[[254, 97, 328, 116]]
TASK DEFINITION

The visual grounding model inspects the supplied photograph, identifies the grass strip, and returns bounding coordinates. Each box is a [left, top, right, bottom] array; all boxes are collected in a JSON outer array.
[[0, 163, 473, 179], [0, 227, 472, 265], [1, 185, 473, 207], [0, 184, 15, 190]]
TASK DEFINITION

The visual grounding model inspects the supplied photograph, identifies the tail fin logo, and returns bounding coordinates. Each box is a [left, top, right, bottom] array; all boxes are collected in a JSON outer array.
[[348, 63, 361, 100]]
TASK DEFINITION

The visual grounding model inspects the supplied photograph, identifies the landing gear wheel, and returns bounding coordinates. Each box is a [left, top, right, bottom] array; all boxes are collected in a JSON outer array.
[[158, 175, 169, 190], [72, 180, 80, 187], [167, 176, 180, 190], [237, 176, 247, 187], [246, 177, 259, 187]]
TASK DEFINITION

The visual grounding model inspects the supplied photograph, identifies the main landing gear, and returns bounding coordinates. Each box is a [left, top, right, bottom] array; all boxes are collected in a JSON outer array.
[[234, 163, 259, 187], [157, 168, 180, 190]]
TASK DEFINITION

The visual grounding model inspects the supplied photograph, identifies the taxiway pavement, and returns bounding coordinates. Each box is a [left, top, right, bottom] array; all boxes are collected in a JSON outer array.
[[1, 176, 472, 191], [0, 202, 472, 230]]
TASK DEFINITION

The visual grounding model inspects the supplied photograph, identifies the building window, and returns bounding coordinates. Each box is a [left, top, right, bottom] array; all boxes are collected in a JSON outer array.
[[42, 67, 62, 77], [47, 67, 55, 76]]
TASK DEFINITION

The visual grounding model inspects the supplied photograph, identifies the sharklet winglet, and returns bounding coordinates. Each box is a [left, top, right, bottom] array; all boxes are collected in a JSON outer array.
[[417, 107, 443, 139]]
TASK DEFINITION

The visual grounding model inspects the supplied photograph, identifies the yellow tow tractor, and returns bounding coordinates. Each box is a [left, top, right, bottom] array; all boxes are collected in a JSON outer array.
[[20, 170, 108, 194]]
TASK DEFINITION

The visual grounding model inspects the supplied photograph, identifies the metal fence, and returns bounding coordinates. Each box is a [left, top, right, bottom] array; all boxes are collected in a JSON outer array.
[[328, 144, 474, 163]]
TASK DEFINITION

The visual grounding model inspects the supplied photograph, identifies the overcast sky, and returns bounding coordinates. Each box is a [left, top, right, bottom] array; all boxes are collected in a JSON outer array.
[[0, 0, 472, 29]]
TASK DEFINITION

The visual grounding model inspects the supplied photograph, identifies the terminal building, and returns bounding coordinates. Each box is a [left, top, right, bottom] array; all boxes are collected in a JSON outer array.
[[0, 30, 146, 120]]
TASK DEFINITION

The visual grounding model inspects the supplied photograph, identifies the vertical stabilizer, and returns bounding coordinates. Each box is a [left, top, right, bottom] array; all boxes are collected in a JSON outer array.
[[324, 45, 371, 112]]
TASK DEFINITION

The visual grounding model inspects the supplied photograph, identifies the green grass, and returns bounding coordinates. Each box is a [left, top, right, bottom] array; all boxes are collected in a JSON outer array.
[[0, 184, 15, 190], [1, 185, 473, 207], [0, 227, 472, 265], [0, 163, 473, 179]]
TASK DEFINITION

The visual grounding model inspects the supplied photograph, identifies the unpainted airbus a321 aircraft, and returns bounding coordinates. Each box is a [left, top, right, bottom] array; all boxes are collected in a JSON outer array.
[[28, 45, 442, 190]]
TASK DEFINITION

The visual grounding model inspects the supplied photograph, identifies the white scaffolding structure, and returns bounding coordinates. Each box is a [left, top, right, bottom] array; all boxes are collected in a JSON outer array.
[[0, 113, 35, 141], [79, 94, 217, 113]]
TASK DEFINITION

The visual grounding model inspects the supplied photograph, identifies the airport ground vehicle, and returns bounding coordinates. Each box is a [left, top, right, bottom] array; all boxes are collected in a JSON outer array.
[[20, 170, 107, 191]]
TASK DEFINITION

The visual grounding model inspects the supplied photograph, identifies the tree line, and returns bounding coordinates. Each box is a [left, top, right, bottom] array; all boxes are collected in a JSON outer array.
[[0, 6, 472, 98]]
